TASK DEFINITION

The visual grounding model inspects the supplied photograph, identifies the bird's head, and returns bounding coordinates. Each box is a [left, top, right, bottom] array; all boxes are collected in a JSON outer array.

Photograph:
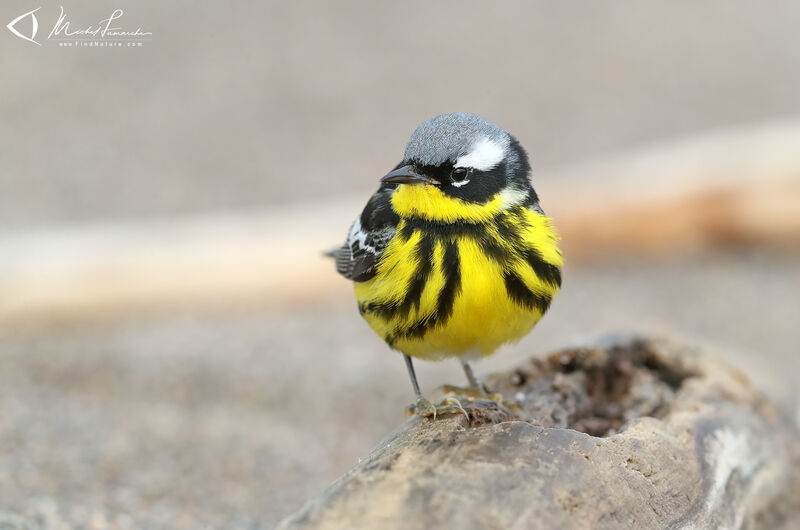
[[381, 112, 537, 222]]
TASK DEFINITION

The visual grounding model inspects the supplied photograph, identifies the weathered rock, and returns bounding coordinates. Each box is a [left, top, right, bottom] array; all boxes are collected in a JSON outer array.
[[277, 337, 800, 530]]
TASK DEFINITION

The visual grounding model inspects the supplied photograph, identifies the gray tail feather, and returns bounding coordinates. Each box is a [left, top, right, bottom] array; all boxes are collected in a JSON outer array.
[[322, 246, 339, 258]]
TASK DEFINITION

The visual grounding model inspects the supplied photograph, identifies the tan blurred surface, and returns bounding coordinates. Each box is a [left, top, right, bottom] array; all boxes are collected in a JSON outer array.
[[1, 251, 799, 528], [2, 1, 800, 528], [2, 120, 799, 323]]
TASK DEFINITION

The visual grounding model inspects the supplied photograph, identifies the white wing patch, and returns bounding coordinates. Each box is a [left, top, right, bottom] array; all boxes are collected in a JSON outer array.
[[348, 218, 375, 253], [334, 216, 395, 281], [454, 137, 507, 171]]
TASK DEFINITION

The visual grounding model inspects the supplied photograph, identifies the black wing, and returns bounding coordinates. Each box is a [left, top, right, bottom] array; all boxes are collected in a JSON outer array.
[[330, 186, 399, 282]]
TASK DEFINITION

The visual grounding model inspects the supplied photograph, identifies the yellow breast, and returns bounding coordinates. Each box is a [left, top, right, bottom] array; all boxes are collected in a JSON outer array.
[[354, 204, 562, 361]]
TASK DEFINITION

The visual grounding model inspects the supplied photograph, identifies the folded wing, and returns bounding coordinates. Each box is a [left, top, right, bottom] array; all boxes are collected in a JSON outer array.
[[330, 186, 398, 283]]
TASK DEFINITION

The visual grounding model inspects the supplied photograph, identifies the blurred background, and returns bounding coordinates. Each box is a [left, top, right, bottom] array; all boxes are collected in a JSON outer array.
[[1, 1, 799, 528]]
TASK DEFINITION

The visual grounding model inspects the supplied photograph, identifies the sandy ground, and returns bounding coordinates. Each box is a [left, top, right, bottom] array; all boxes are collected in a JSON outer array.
[[0, 250, 797, 528]]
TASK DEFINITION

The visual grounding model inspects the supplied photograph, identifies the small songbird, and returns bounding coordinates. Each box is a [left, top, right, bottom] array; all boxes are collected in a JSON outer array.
[[331, 112, 562, 418]]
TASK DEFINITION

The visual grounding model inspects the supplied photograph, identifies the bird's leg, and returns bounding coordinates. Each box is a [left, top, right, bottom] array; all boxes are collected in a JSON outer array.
[[461, 359, 488, 394], [403, 355, 467, 420], [437, 360, 503, 402]]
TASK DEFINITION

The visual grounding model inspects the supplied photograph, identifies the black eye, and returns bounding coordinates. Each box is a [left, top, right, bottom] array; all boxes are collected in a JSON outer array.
[[451, 167, 470, 182]]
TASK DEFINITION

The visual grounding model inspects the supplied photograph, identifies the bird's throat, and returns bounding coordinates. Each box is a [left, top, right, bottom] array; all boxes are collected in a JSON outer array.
[[391, 184, 525, 223]]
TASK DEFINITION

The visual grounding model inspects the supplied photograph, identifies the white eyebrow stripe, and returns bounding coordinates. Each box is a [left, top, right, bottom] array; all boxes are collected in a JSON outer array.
[[454, 137, 506, 171]]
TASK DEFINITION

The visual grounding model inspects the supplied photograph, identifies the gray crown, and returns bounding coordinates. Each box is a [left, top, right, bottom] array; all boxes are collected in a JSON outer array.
[[403, 112, 510, 166]]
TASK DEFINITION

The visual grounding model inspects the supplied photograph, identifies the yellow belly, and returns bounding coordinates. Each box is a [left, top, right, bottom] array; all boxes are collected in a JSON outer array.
[[353, 209, 561, 361], [394, 237, 542, 359]]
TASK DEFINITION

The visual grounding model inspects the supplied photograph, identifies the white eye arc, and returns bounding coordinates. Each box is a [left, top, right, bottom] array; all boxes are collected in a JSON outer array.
[[450, 167, 470, 187]]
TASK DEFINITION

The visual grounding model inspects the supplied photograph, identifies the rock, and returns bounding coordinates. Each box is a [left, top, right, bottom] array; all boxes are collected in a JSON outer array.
[[277, 337, 800, 530]]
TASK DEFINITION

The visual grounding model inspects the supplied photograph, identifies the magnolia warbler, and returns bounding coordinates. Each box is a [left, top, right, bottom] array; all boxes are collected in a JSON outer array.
[[331, 113, 562, 418]]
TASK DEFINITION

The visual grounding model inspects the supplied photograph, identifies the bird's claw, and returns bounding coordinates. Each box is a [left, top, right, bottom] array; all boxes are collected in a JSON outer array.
[[405, 395, 469, 421], [435, 384, 520, 411], [437, 384, 503, 403]]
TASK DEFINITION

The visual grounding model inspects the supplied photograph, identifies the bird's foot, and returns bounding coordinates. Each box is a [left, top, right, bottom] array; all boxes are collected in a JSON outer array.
[[405, 395, 469, 421], [437, 384, 503, 403], [436, 384, 520, 411]]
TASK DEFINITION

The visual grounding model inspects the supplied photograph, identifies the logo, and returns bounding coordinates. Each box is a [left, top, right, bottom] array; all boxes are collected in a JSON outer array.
[[6, 7, 40, 45], [6, 6, 152, 48]]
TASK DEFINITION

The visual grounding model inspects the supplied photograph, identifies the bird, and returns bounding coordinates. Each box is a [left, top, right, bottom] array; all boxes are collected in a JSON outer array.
[[330, 112, 562, 419]]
